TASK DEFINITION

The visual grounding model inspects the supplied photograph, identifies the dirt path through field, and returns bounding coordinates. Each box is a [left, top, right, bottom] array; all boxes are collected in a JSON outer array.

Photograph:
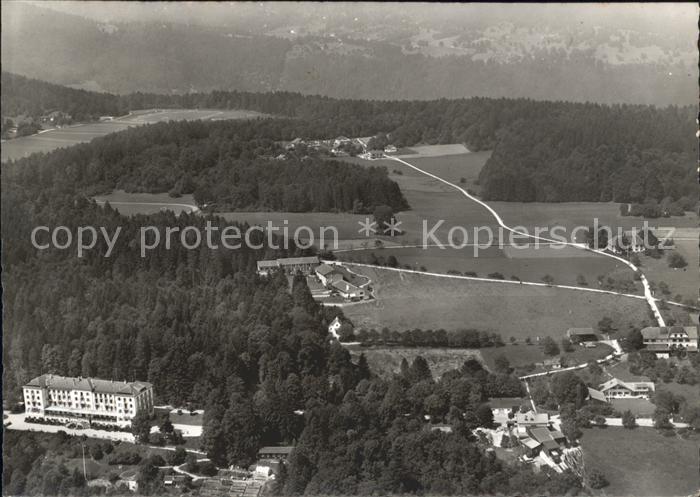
[[386, 156, 666, 326]]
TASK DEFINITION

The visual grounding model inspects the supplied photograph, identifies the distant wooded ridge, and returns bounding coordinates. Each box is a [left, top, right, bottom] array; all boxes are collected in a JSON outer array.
[[2, 72, 697, 205], [2, 2, 695, 105]]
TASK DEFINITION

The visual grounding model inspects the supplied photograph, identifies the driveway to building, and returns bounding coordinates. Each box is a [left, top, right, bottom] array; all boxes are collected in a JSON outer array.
[[4, 411, 136, 442]]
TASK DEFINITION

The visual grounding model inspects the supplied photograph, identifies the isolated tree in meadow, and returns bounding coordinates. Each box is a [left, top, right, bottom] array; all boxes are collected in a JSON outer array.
[[621, 410, 636, 429], [667, 252, 687, 268], [597, 316, 615, 334], [541, 274, 555, 285], [587, 469, 609, 489], [576, 274, 588, 286], [542, 336, 560, 356]]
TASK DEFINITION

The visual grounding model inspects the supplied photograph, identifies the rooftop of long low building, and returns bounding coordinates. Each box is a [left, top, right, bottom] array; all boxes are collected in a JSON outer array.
[[24, 374, 151, 396], [257, 256, 320, 269]]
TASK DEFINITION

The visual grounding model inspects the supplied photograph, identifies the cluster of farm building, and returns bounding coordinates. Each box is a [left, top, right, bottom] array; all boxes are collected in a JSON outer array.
[[256, 256, 370, 302]]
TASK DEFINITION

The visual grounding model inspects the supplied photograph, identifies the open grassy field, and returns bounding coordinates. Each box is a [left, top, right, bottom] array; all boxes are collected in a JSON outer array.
[[338, 153, 641, 287], [337, 245, 633, 288], [396, 144, 471, 156], [401, 151, 492, 193], [580, 427, 700, 497], [1, 108, 265, 162], [342, 265, 651, 339], [641, 236, 699, 303], [93, 191, 198, 216], [346, 345, 482, 379], [398, 144, 472, 157], [119, 108, 264, 124]]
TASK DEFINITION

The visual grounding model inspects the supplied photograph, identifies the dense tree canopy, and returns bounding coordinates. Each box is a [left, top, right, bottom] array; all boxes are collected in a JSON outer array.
[[478, 105, 696, 203], [3, 119, 408, 213], [1, 72, 127, 120], [4, 72, 695, 205]]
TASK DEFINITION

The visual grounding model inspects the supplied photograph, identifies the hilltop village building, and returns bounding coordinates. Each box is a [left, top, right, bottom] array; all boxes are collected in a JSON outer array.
[[23, 374, 154, 426]]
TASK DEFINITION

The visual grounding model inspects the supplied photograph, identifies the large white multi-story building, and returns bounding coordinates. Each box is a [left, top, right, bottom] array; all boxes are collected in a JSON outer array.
[[641, 326, 698, 357], [23, 374, 154, 426]]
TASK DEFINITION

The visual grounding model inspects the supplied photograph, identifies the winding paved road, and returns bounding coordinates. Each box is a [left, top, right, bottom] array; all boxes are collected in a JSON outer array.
[[387, 156, 666, 327]]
